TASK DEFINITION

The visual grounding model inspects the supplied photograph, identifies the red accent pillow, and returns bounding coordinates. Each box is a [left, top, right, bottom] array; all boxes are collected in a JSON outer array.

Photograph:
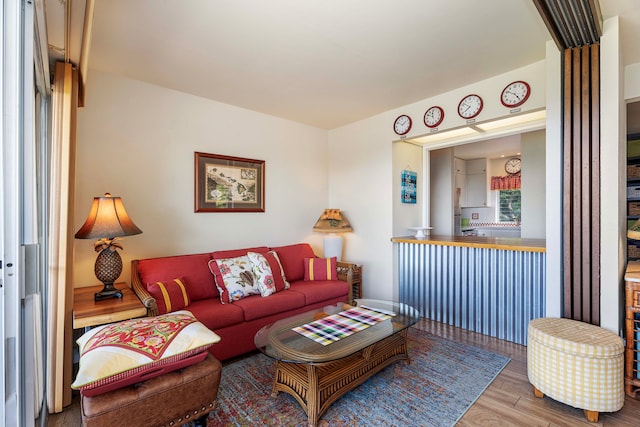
[[147, 278, 191, 314], [304, 257, 338, 281], [271, 243, 316, 282]]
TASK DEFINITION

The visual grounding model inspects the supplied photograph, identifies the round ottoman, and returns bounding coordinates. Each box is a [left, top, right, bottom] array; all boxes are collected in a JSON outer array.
[[527, 317, 624, 423]]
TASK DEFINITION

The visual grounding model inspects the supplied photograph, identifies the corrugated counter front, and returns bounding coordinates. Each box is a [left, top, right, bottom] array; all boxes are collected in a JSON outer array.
[[391, 235, 546, 345]]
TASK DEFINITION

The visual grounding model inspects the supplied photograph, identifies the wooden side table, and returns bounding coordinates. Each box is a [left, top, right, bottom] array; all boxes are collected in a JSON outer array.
[[73, 282, 147, 329]]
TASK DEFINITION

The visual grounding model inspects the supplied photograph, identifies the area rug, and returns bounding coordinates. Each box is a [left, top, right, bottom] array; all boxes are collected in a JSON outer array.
[[200, 327, 510, 427]]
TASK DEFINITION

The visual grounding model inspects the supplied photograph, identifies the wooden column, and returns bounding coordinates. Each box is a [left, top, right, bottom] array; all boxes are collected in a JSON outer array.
[[562, 44, 600, 324]]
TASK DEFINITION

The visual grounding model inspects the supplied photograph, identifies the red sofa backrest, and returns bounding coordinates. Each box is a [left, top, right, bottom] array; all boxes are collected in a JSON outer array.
[[136, 253, 218, 301]]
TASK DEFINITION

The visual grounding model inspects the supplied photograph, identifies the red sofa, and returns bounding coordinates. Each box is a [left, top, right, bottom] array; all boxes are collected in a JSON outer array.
[[131, 243, 357, 361]]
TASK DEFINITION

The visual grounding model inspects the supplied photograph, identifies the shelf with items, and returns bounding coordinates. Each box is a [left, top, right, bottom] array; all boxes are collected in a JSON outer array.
[[624, 262, 640, 397], [627, 136, 640, 260]]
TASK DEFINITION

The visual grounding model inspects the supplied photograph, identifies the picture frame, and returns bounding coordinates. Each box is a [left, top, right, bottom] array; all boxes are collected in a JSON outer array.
[[194, 152, 265, 212]]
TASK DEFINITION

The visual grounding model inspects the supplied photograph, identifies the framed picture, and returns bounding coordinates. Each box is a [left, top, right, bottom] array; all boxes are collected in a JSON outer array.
[[401, 169, 417, 204], [195, 152, 265, 212]]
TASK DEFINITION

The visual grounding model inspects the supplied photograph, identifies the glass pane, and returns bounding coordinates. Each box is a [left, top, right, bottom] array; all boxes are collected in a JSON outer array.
[[499, 190, 521, 222]]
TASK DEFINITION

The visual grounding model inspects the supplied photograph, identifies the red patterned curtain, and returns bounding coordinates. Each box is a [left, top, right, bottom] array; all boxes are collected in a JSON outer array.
[[491, 174, 521, 190]]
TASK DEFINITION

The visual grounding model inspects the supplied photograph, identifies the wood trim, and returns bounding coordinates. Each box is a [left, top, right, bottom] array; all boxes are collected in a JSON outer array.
[[561, 44, 600, 325]]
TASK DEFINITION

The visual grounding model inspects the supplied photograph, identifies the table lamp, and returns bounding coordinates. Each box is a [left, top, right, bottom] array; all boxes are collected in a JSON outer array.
[[312, 209, 352, 261], [75, 193, 143, 301]]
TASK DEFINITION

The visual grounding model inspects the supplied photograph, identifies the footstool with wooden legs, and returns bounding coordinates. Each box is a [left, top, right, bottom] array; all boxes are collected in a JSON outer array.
[[527, 317, 624, 423]]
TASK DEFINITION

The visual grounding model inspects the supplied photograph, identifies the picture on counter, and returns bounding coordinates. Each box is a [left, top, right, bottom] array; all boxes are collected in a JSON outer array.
[[195, 152, 265, 212], [401, 170, 417, 204]]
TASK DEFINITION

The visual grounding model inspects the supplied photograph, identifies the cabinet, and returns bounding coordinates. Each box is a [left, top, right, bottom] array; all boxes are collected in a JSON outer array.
[[624, 262, 640, 397], [464, 158, 488, 207], [628, 135, 640, 260], [454, 157, 466, 210]]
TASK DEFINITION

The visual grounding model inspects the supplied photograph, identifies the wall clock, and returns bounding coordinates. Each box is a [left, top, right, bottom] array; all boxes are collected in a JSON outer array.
[[423, 106, 444, 128], [501, 81, 531, 108], [393, 114, 412, 135], [505, 157, 521, 174], [457, 94, 483, 119]]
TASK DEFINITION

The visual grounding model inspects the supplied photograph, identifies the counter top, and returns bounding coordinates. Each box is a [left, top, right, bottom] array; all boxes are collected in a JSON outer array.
[[625, 260, 640, 282], [391, 234, 546, 253]]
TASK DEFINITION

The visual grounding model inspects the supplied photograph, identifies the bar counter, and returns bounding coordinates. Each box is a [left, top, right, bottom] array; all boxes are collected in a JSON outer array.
[[391, 234, 546, 252], [393, 234, 546, 345]]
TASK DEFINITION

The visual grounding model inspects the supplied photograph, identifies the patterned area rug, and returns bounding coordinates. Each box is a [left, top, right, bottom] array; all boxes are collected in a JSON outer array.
[[201, 327, 510, 427]]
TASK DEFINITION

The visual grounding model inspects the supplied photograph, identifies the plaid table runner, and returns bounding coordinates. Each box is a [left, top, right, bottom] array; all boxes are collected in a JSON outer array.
[[292, 305, 396, 346]]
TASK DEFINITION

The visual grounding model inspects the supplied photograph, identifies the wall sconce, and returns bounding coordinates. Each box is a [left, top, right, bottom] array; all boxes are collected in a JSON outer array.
[[75, 193, 142, 301], [312, 209, 352, 261]]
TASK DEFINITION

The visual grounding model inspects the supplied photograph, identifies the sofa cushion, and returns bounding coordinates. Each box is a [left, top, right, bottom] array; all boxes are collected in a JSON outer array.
[[208, 256, 261, 303], [185, 298, 245, 330], [287, 280, 350, 305], [136, 253, 217, 301], [233, 290, 306, 321], [211, 246, 270, 259], [271, 243, 316, 282], [71, 311, 220, 395], [147, 278, 191, 314], [247, 251, 290, 297], [304, 257, 338, 281]]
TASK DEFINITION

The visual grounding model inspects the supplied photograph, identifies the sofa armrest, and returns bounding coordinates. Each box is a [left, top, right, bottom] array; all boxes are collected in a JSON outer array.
[[131, 260, 159, 317], [336, 261, 362, 303]]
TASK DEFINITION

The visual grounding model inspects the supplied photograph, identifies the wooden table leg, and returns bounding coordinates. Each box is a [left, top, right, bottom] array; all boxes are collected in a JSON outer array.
[[306, 364, 320, 427]]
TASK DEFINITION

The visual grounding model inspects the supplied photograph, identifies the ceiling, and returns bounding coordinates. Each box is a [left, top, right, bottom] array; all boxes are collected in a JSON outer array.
[[45, 0, 640, 130]]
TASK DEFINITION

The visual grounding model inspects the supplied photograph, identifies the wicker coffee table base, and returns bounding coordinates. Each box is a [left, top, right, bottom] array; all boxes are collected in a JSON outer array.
[[270, 329, 410, 427]]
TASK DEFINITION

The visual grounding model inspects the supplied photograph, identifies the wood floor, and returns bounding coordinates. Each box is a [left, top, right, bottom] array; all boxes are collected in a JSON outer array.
[[47, 318, 640, 427]]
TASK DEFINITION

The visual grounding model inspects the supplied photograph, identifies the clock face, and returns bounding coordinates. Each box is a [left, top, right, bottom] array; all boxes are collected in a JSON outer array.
[[501, 81, 531, 108], [457, 94, 483, 119], [505, 157, 521, 174], [423, 106, 444, 128], [393, 114, 412, 135]]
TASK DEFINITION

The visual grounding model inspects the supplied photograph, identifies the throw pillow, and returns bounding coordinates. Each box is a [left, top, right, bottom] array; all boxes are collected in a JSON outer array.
[[304, 257, 338, 281], [208, 256, 261, 303], [71, 311, 221, 395], [147, 277, 191, 314], [247, 251, 290, 297]]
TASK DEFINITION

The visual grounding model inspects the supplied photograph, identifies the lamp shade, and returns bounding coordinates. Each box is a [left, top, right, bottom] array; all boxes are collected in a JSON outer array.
[[75, 193, 142, 239], [312, 209, 352, 233]]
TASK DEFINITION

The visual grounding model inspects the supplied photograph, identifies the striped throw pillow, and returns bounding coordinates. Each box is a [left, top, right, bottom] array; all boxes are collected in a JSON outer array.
[[147, 278, 191, 314], [304, 257, 338, 281]]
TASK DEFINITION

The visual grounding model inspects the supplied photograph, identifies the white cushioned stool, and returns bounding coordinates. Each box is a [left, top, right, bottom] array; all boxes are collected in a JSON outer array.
[[527, 317, 624, 423]]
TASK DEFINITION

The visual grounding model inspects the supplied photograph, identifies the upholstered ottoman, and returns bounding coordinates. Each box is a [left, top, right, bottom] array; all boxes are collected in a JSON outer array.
[[80, 353, 222, 427], [527, 318, 624, 422]]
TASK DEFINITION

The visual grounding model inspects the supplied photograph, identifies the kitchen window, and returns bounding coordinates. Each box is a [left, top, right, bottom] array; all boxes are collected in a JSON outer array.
[[498, 190, 521, 223]]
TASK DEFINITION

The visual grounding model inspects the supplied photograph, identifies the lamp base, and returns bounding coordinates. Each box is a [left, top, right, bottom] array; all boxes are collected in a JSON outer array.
[[94, 282, 123, 301], [323, 234, 344, 261]]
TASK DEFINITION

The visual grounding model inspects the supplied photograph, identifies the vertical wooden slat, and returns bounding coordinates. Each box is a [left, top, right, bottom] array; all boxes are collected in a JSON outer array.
[[572, 47, 583, 319], [590, 43, 601, 325], [581, 45, 592, 322], [563, 48, 574, 318]]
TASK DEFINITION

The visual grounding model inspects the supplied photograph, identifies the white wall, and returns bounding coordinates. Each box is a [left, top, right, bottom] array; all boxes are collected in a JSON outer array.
[[429, 148, 454, 234], [601, 17, 626, 334], [74, 70, 330, 287], [521, 129, 546, 238]]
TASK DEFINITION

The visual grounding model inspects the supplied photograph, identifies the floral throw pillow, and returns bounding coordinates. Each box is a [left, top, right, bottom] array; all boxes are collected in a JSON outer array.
[[247, 251, 290, 297], [208, 256, 260, 303], [71, 311, 220, 395]]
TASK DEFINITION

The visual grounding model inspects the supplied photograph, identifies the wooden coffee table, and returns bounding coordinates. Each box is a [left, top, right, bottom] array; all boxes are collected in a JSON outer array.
[[254, 299, 420, 427]]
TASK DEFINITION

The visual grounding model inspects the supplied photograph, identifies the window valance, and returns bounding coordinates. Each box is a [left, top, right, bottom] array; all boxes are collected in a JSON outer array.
[[491, 174, 521, 190]]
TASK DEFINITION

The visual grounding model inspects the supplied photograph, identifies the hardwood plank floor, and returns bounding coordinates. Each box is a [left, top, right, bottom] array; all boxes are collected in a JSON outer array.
[[47, 319, 640, 426]]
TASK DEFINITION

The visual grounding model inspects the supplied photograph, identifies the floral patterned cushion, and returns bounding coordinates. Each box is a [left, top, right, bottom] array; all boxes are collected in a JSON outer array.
[[208, 256, 261, 303], [71, 311, 220, 394], [247, 251, 290, 297]]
